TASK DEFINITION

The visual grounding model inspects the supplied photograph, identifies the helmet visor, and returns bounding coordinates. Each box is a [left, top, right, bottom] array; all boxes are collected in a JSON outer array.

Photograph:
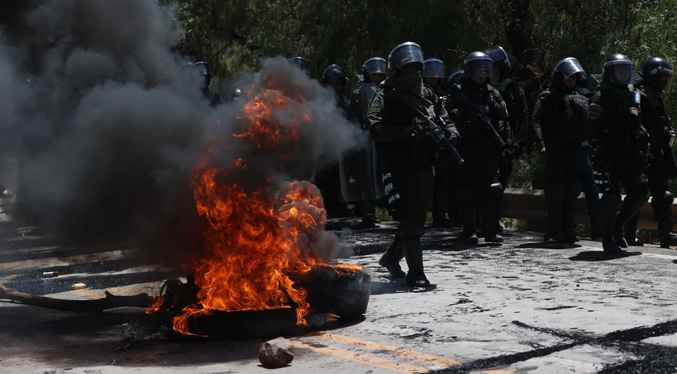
[[423, 59, 445, 78], [390, 43, 424, 69], [606, 61, 634, 85], [554, 58, 586, 79], [659, 69, 675, 92], [363, 58, 387, 75], [468, 60, 493, 78]]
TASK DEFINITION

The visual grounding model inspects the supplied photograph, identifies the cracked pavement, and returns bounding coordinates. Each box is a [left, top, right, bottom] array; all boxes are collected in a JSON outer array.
[[0, 219, 676, 373]]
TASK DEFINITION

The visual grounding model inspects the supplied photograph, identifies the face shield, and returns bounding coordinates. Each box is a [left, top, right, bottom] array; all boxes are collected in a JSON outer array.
[[553, 58, 586, 80], [422, 59, 445, 78], [468, 60, 493, 78], [658, 70, 675, 92], [363, 58, 387, 75], [389, 42, 424, 70], [605, 61, 634, 85]]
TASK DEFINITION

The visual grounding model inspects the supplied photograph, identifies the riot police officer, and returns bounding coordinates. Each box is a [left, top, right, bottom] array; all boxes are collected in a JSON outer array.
[[448, 69, 465, 86], [624, 57, 677, 248], [484, 46, 531, 189], [184, 61, 221, 107], [369, 42, 458, 287], [447, 51, 510, 244], [288, 56, 311, 76], [590, 54, 650, 254], [423, 58, 454, 228], [343, 57, 388, 228], [317, 64, 352, 217], [534, 57, 589, 243]]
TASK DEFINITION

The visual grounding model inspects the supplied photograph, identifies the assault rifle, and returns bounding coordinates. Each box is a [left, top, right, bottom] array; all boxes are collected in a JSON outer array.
[[447, 84, 506, 149], [386, 89, 464, 165]]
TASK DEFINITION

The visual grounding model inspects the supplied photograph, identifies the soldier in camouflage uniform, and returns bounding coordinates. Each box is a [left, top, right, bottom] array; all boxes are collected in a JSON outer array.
[[623, 57, 677, 248], [589, 54, 650, 254], [447, 51, 510, 245], [370, 42, 458, 287], [534, 57, 589, 243]]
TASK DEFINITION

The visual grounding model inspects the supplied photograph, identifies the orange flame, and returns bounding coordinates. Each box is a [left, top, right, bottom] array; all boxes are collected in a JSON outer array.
[[154, 83, 361, 335]]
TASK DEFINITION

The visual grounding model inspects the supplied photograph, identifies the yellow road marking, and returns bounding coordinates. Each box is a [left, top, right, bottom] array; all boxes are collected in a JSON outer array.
[[311, 332, 517, 374], [292, 340, 429, 373], [316, 331, 461, 367]]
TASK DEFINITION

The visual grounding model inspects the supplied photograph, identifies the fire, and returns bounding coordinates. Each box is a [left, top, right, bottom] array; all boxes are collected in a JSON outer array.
[[150, 82, 361, 335]]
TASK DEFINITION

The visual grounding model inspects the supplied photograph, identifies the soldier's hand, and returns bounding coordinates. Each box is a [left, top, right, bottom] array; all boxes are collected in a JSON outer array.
[[501, 146, 513, 161], [447, 132, 461, 146], [410, 123, 427, 140]]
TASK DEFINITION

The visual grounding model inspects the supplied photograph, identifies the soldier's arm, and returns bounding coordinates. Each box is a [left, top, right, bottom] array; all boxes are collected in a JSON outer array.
[[495, 92, 511, 144], [587, 93, 606, 158], [516, 86, 531, 148], [435, 95, 459, 140], [346, 89, 361, 125], [368, 87, 413, 142], [530, 97, 545, 151]]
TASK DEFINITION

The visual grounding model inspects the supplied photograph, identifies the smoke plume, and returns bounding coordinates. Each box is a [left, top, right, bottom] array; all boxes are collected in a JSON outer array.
[[0, 0, 363, 261]]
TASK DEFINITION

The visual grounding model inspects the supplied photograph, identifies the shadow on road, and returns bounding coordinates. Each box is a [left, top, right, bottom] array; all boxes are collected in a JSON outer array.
[[568, 250, 642, 262], [370, 280, 437, 295], [517, 242, 582, 250]]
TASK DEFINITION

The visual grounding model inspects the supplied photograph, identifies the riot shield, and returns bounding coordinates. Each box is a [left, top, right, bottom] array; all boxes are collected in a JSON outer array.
[[339, 83, 384, 202]]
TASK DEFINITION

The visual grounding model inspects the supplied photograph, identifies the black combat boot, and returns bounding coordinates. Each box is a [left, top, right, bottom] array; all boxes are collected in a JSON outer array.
[[544, 198, 565, 242], [459, 201, 478, 245], [378, 234, 405, 278], [613, 227, 628, 248], [403, 240, 430, 288], [623, 213, 643, 246], [659, 219, 677, 248], [602, 202, 625, 254], [563, 198, 579, 243]]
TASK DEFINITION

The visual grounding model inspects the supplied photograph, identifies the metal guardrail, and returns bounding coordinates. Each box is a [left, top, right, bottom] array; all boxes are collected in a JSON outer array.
[[503, 188, 667, 230]]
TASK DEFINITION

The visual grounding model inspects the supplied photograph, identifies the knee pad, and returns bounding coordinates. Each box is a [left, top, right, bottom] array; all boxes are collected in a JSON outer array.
[[458, 186, 475, 203], [398, 222, 425, 240], [485, 182, 503, 200], [603, 193, 622, 211], [566, 183, 582, 199], [545, 184, 566, 200], [635, 184, 650, 205]]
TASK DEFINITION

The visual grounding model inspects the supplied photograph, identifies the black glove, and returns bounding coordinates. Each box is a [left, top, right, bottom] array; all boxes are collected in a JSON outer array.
[[411, 121, 429, 140], [512, 143, 524, 159], [447, 132, 461, 146], [501, 145, 513, 161]]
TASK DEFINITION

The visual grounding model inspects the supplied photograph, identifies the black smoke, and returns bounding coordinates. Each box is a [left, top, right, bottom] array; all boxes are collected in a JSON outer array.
[[0, 0, 363, 260]]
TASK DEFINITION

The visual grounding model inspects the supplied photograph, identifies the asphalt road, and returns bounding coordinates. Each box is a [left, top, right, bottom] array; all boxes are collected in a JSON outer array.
[[0, 218, 676, 374]]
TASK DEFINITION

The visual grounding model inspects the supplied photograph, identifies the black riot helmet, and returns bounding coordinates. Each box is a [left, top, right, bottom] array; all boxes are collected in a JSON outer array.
[[388, 42, 424, 75], [322, 64, 348, 84], [464, 51, 493, 79], [362, 57, 387, 76], [640, 57, 674, 92], [602, 54, 634, 86], [288, 56, 311, 75], [185, 61, 212, 89], [551, 57, 586, 80], [484, 46, 515, 79], [322, 64, 350, 94], [448, 69, 465, 85], [362, 57, 387, 82], [423, 58, 445, 78]]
